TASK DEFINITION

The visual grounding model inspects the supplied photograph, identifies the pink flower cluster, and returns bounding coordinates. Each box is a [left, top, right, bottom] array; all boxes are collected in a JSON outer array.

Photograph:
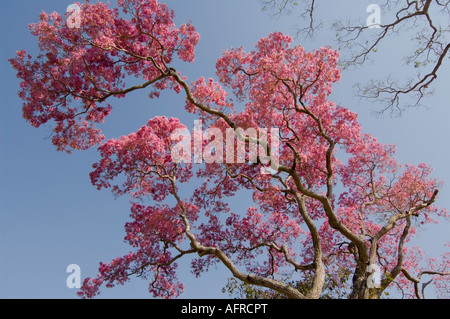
[[9, 0, 199, 152]]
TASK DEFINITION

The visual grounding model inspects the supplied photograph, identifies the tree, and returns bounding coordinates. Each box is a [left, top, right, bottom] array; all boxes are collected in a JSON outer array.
[[9, 0, 450, 299], [260, 0, 450, 114]]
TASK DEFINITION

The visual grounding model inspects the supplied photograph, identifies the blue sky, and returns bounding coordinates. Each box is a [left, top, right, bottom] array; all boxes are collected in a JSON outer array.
[[0, 0, 449, 299]]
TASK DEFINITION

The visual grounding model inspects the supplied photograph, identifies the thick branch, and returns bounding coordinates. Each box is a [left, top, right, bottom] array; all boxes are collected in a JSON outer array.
[[166, 171, 307, 299]]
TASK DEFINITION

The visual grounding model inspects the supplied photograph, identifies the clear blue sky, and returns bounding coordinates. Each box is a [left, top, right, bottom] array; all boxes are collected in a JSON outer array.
[[0, 0, 449, 299]]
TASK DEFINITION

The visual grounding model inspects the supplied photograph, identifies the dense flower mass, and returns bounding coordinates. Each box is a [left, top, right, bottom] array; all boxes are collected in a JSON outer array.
[[9, 0, 199, 152], [10, 0, 449, 299]]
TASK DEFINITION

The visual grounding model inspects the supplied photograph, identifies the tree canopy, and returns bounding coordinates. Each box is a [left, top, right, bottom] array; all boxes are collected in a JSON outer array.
[[9, 0, 450, 299]]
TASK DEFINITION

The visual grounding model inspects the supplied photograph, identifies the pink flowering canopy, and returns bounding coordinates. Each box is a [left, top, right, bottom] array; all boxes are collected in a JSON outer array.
[[10, 0, 449, 299]]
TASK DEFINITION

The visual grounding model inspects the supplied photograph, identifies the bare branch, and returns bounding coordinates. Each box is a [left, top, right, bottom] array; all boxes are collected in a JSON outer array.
[[260, 0, 450, 112]]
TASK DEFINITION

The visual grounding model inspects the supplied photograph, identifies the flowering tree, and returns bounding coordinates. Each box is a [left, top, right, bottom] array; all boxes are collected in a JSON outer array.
[[9, 0, 449, 299]]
